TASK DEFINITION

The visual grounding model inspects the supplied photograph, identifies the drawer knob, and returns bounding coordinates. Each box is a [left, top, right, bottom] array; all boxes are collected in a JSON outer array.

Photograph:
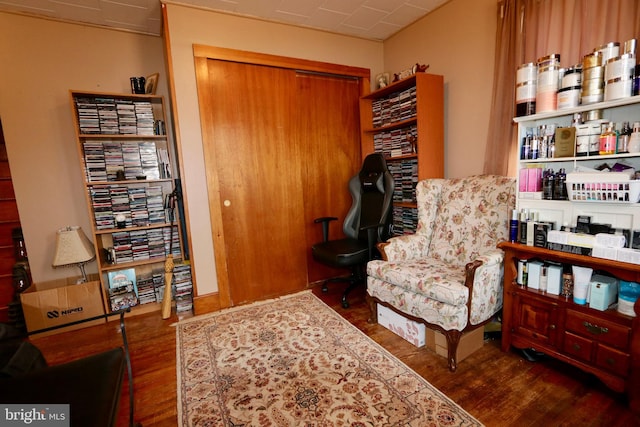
[[583, 321, 608, 335], [549, 324, 556, 330], [572, 343, 581, 351]]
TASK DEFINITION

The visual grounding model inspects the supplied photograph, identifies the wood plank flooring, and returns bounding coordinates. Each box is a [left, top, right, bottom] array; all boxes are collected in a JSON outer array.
[[28, 285, 640, 426]]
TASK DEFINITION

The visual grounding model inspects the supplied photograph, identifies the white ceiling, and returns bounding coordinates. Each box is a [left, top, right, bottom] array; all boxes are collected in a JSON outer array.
[[0, 0, 450, 41]]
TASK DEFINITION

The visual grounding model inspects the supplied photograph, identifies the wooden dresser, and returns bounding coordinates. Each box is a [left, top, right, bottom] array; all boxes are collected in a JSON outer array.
[[498, 241, 640, 414]]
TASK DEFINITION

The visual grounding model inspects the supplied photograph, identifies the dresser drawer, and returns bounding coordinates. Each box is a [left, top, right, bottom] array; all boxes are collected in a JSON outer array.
[[563, 332, 594, 363], [565, 309, 630, 351], [595, 344, 630, 377]]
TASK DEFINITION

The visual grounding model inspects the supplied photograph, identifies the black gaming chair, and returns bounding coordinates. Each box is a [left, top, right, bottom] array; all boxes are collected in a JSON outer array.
[[312, 153, 394, 308]]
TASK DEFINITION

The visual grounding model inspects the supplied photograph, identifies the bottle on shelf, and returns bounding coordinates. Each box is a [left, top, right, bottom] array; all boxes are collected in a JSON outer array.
[[599, 121, 617, 155], [618, 121, 631, 153], [542, 169, 555, 200], [628, 121, 640, 153], [553, 168, 567, 200]]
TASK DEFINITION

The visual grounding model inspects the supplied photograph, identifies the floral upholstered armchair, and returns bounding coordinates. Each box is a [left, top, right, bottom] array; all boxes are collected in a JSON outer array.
[[366, 175, 516, 371]]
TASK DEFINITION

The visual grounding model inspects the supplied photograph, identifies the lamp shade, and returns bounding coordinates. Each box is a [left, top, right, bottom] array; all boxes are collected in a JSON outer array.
[[52, 226, 96, 267]]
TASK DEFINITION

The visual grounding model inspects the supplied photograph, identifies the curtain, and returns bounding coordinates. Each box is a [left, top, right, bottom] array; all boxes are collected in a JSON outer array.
[[484, 0, 640, 176]]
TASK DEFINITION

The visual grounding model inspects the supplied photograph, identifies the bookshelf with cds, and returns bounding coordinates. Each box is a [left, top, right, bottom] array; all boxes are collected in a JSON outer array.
[[69, 90, 193, 316], [360, 73, 444, 235]]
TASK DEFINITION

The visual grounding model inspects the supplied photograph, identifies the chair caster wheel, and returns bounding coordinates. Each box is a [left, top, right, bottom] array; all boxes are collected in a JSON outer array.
[[321, 285, 328, 293], [341, 299, 350, 309]]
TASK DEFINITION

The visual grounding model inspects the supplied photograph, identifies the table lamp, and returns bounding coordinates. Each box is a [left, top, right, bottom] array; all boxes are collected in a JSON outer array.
[[52, 226, 96, 283]]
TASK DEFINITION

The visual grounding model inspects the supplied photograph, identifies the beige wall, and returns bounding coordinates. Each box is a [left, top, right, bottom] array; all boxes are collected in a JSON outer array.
[[384, 0, 498, 178], [0, 12, 169, 283], [163, 4, 384, 295]]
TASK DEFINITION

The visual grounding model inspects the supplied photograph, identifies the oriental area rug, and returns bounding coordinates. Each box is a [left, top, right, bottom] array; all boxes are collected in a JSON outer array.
[[176, 290, 482, 426]]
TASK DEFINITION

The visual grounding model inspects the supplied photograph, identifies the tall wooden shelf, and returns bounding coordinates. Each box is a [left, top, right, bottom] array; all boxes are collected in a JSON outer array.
[[69, 90, 192, 316], [359, 73, 444, 235]]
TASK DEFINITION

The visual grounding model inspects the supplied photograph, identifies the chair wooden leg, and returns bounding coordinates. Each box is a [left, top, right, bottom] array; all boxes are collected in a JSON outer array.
[[365, 294, 379, 324], [444, 329, 462, 372]]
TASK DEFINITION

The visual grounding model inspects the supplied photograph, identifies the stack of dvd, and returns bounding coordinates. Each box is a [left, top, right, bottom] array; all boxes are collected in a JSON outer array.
[[128, 187, 148, 226], [163, 226, 181, 257], [90, 186, 114, 230], [401, 159, 418, 202], [130, 229, 150, 261], [75, 97, 100, 134], [157, 148, 171, 179], [147, 228, 165, 259], [103, 141, 124, 181], [83, 142, 107, 182], [139, 141, 160, 180], [134, 101, 155, 135], [136, 273, 157, 305], [116, 99, 137, 134], [146, 186, 165, 224], [110, 186, 132, 227], [96, 98, 119, 134], [387, 162, 403, 203], [152, 268, 164, 302], [122, 142, 143, 180], [173, 263, 193, 313], [373, 125, 418, 158], [112, 231, 133, 264], [371, 86, 417, 128]]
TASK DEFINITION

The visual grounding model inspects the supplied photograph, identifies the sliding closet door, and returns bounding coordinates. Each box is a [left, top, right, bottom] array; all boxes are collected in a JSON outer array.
[[296, 72, 362, 283], [202, 59, 308, 306], [195, 47, 367, 308]]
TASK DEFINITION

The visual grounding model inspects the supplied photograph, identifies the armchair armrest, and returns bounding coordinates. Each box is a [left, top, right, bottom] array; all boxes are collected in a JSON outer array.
[[377, 233, 431, 262], [464, 249, 505, 326]]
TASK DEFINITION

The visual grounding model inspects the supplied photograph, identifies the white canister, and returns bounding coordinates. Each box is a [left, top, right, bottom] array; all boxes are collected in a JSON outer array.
[[537, 65, 560, 88], [517, 62, 537, 83], [605, 53, 636, 81], [516, 63, 538, 116], [604, 77, 633, 101], [596, 42, 620, 63], [561, 66, 582, 88], [516, 81, 537, 117], [558, 86, 581, 109]]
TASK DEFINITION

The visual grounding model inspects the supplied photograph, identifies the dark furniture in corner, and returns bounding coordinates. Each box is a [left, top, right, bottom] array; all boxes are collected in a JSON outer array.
[[0, 308, 137, 427]]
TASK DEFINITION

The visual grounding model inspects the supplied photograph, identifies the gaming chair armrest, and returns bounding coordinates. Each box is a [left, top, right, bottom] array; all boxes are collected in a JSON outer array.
[[314, 217, 338, 242], [359, 222, 386, 260]]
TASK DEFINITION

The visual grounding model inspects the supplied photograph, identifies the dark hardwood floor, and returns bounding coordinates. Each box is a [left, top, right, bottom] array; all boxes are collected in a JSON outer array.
[[28, 284, 640, 426]]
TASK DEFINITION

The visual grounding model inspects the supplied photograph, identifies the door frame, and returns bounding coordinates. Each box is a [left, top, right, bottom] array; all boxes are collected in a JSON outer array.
[[193, 45, 370, 309]]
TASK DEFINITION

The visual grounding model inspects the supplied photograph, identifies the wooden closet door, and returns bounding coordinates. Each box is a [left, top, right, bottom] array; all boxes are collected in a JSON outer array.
[[295, 72, 362, 284], [204, 60, 308, 306], [196, 51, 365, 308]]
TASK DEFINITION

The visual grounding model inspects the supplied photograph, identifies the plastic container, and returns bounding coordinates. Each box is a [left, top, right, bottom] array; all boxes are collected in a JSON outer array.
[[618, 280, 640, 317], [566, 171, 640, 203]]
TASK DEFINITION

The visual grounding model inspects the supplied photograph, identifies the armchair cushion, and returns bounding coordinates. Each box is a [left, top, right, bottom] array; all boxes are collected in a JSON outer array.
[[367, 258, 468, 307]]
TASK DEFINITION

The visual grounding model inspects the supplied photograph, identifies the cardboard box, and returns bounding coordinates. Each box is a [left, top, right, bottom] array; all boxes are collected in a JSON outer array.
[[426, 326, 484, 362], [377, 304, 426, 347], [20, 277, 105, 336]]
